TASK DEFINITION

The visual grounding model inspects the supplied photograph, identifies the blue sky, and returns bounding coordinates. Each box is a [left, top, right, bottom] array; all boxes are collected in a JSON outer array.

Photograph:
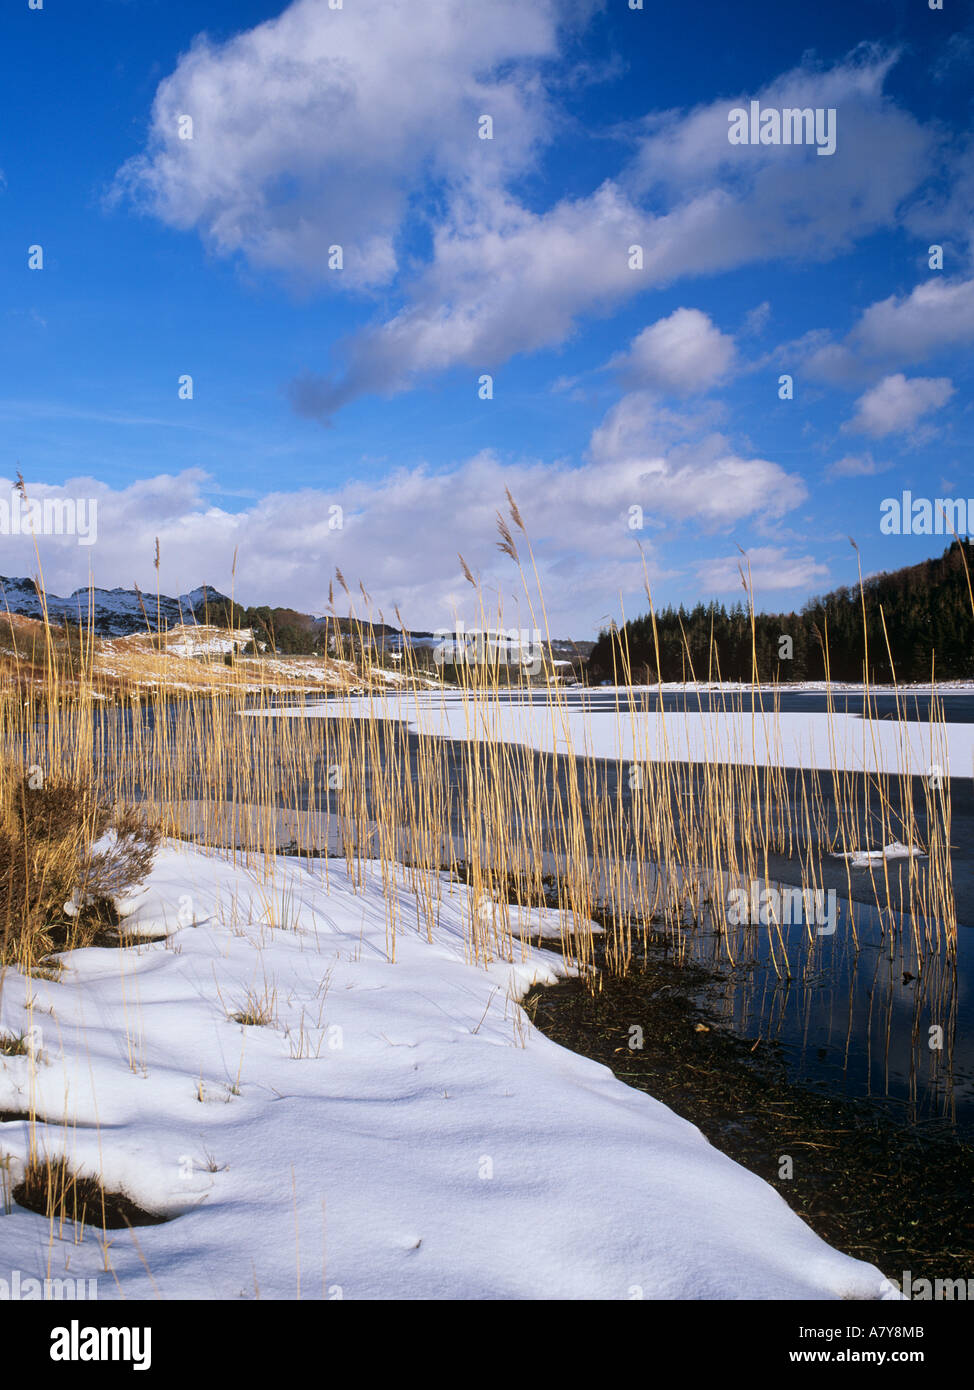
[[1, 0, 973, 635]]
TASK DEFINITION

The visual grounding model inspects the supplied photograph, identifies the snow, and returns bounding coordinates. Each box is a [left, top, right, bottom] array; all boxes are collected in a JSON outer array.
[[0, 840, 887, 1300], [839, 841, 927, 868], [259, 687, 974, 778], [640, 680, 974, 694], [165, 627, 254, 658], [0, 575, 230, 638]]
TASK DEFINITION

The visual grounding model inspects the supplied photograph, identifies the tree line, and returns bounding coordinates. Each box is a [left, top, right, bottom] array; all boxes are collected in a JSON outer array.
[[586, 540, 974, 684]]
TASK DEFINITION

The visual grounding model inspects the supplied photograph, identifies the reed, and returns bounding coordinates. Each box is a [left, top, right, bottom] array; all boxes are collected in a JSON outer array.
[[0, 508, 963, 1253], [0, 506, 960, 992]]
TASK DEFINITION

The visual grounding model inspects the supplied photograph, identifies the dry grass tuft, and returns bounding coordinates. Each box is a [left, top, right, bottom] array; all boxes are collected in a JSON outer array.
[[229, 986, 277, 1028], [0, 765, 160, 967], [13, 1156, 171, 1230]]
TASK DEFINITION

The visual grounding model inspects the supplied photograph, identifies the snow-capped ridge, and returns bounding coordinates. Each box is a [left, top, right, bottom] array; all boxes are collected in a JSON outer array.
[[0, 575, 230, 637]]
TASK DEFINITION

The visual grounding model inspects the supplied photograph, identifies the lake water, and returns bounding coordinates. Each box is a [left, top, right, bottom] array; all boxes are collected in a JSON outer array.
[[101, 687, 974, 1133], [277, 687, 974, 1132]]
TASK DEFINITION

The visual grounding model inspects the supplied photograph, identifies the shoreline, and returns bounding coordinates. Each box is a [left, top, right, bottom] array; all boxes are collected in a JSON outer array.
[[524, 932, 974, 1286]]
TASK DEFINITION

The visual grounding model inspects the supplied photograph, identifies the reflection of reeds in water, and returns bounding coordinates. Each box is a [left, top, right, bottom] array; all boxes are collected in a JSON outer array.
[[679, 898, 960, 1125], [0, 501, 963, 1006]]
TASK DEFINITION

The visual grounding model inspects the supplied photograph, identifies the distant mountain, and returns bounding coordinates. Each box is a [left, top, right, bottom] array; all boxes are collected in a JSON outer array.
[[0, 576, 597, 668], [0, 577, 231, 638]]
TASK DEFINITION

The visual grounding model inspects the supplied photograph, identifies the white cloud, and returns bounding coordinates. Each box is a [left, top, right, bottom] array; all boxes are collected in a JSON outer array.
[[903, 131, 974, 257], [118, 18, 939, 416], [621, 44, 931, 268], [291, 183, 653, 415], [588, 390, 807, 524], [114, 0, 587, 288], [0, 432, 807, 637], [826, 451, 891, 478], [851, 275, 974, 360], [801, 276, 974, 383], [795, 336, 862, 386], [743, 301, 772, 336], [845, 373, 954, 437], [609, 308, 736, 395], [696, 547, 829, 594], [303, 45, 934, 415]]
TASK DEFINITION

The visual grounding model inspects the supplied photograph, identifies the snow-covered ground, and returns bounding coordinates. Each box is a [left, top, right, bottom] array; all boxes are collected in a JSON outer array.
[[0, 841, 888, 1300], [259, 687, 974, 779], [639, 680, 974, 694], [164, 626, 256, 658]]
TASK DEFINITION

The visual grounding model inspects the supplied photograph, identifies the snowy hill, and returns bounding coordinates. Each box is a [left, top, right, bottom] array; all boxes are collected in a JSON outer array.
[[0, 576, 231, 638]]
